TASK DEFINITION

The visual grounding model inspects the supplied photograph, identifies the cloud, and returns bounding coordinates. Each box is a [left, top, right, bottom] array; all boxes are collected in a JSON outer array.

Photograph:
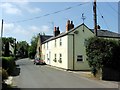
[[29, 25, 50, 35], [25, 7, 41, 13], [41, 25, 50, 32], [16, 2, 41, 14], [1, 23, 50, 43], [0, 2, 41, 15], [3, 23, 15, 30], [0, 3, 22, 15]]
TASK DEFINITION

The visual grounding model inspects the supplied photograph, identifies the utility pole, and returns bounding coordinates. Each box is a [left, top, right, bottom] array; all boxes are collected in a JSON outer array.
[[1, 19, 3, 38], [93, 0, 97, 36], [0, 19, 3, 67]]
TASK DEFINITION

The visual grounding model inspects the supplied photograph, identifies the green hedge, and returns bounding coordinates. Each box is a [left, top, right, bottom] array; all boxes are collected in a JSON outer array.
[[86, 37, 120, 76], [1, 57, 16, 75]]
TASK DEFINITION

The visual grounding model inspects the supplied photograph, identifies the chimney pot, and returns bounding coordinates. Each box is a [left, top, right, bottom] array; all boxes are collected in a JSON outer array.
[[97, 25, 101, 30], [71, 21, 74, 29], [54, 27, 57, 31], [66, 20, 74, 32], [57, 27, 59, 31], [67, 20, 70, 24], [54, 26, 60, 37]]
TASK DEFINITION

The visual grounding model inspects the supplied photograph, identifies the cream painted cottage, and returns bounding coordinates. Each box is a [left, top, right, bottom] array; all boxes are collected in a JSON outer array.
[[36, 20, 120, 70]]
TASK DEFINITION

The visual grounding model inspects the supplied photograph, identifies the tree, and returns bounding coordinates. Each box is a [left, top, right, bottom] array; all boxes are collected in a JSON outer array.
[[28, 35, 39, 59], [2, 37, 16, 57], [16, 41, 29, 58]]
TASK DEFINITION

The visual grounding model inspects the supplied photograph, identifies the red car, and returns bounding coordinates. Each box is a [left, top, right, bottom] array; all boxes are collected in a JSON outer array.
[[34, 58, 46, 65]]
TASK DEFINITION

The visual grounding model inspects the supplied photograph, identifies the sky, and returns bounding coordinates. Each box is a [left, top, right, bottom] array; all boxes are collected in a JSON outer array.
[[0, 0, 119, 44]]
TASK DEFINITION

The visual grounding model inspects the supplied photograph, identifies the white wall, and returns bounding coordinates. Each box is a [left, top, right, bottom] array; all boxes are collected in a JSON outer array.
[[42, 36, 69, 69]]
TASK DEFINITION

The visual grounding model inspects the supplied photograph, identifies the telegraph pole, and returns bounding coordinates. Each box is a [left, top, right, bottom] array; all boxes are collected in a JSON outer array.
[[1, 19, 3, 38], [0, 19, 3, 65], [93, 0, 97, 36]]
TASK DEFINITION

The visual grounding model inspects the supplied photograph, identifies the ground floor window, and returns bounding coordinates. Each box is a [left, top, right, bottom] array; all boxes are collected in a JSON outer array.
[[47, 54, 49, 60], [44, 55, 45, 60], [77, 55, 83, 61], [58, 53, 62, 63], [53, 54, 57, 62]]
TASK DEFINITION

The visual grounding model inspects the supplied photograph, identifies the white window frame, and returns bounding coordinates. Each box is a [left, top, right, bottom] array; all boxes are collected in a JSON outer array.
[[77, 55, 83, 62], [58, 53, 62, 63], [53, 54, 57, 62], [47, 42, 48, 49], [60, 38, 62, 46], [55, 39, 56, 47], [44, 44, 45, 49]]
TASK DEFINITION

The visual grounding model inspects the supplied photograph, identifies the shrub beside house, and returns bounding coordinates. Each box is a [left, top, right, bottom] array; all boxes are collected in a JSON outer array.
[[0, 56, 16, 89], [86, 37, 120, 81]]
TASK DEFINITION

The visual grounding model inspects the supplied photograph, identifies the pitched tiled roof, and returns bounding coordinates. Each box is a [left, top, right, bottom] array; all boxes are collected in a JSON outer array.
[[97, 30, 120, 38], [42, 23, 88, 43], [42, 24, 120, 44], [40, 35, 52, 43]]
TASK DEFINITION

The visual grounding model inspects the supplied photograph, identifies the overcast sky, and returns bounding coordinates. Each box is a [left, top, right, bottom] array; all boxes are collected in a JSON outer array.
[[0, 0, 119, 44]]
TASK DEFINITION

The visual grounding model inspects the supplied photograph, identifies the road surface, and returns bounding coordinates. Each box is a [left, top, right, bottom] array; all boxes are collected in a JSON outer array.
[[12, 58, 118, 88]]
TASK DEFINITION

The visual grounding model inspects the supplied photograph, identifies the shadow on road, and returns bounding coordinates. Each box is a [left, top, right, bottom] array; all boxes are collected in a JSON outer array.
[[10, 65, 20, 76]]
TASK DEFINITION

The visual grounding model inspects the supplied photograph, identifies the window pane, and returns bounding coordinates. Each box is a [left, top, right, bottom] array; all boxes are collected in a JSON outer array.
[[77, 55, 83, 61], [60, 38, 62, 46], [55, 40, 56, 47]]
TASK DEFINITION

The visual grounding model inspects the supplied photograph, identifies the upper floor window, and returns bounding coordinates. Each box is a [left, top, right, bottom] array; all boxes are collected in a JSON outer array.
[[47, 42, 48, 49], [44, 44, 45, 49], [60, 38, 62, 46], [55, 39, 56, 47]]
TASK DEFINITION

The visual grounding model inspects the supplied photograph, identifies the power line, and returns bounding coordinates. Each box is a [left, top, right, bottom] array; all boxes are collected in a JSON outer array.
[[6, 2, 89, 24], [1, 19, 3, 38], [107, 2, 120, 16], [96, 4, 110, 30]]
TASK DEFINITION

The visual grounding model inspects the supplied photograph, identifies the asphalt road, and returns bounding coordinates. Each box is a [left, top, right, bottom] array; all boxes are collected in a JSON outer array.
[[12, 58, 118, 88]]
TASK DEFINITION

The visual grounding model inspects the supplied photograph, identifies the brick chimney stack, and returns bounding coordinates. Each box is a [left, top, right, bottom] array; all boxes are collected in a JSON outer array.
[[70, 21, 74, 29], [54, 27, 57, 37], [66, 20, 74, 32], [54, 26, 60, 37]]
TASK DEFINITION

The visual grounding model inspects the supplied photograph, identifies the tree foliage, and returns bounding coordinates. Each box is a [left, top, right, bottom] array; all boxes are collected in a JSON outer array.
[[86, 37, 120, 76], [16, 41, 29, 58], [28, 35, 39, 59], [2, 37, 16, 57]]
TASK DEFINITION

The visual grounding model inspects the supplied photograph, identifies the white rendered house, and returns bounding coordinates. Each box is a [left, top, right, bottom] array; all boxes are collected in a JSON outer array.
[[41, 20, 94, 70], [37, 20, 120, 70]]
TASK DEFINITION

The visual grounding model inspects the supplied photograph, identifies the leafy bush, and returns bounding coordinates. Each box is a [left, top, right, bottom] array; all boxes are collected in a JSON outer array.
[[1, 57, 16, 75], [0, 68, 9, 81], [86, 37, 120, 76]]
